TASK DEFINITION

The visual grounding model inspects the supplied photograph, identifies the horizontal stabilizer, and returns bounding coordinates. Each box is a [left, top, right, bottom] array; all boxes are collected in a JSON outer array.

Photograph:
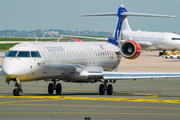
[[80, 12, 117, 17], [121, 12, 177, 18], [81, 12, 177, 18]]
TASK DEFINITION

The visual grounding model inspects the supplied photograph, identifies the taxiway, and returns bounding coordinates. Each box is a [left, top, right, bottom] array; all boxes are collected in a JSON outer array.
[[0, 51, 180, 120]]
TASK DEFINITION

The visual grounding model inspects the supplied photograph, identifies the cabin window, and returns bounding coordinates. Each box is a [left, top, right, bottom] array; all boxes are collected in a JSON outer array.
[[60, 52, 63, 57], [6, 51, 18, 57], [31, 51, 41, 57], [172, 38, 180, 40], [69, 52, 71, 57], [18, 51, 30, 57], [63, 52, 66, 57]]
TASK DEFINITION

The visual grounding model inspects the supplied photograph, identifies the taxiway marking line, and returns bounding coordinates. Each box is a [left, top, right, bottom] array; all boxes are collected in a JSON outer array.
[[0, 112, 180, 116], [1, 103, 180, 110], [0, 99, 57, 104], [0, 95, 180, 104]]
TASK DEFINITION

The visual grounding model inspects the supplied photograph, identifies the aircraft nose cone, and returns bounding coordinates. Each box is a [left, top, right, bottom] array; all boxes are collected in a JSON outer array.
[[2, 64, 19, 79], [2, 58, 20, 79]]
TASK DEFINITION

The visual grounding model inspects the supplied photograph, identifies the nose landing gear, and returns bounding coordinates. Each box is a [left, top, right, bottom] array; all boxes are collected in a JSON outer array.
[[13, 88, 23, 96], [6, 77, 23, 96]]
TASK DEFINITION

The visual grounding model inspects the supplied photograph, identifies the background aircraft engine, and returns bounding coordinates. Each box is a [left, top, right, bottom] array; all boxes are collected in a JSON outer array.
[[120, 40, 141, 59], [68, 39, 83, 42]]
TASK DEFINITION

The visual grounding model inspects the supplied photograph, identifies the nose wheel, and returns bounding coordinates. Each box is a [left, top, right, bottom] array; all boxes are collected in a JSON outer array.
[[10, 77, 23, 96], [48, 80, 62, 95], [13, 88, 23, 96]]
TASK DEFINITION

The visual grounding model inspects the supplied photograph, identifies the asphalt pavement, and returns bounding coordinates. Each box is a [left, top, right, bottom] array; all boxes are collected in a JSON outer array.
[[0, 51, 180, 120]]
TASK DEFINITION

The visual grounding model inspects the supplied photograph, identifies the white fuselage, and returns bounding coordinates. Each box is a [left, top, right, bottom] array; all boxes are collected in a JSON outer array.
[[122, 30, 180, 51], [2, 42, 120, 82]]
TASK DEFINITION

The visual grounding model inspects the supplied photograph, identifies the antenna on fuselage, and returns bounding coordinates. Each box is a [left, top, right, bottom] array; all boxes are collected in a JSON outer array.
[[36, 38, 38, 42]]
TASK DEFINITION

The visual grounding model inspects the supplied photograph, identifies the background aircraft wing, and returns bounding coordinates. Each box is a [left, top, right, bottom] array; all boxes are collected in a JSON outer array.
[[137, 41, 153, 47], [87, 71, 180, 80], [0, 68, 3, 75], [59, 35, 109, 41]]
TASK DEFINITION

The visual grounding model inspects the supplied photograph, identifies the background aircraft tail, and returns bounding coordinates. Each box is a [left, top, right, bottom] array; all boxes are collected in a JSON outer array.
[[80, 5, 176, 47]]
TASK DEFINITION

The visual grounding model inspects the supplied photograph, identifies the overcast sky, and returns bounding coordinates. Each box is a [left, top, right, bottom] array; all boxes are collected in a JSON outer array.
[[0, 0, 179, 33]]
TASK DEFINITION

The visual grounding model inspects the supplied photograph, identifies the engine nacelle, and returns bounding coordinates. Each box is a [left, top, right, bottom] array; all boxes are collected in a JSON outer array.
[[68, 39, 83, 42], [120, 40, 141, 59]]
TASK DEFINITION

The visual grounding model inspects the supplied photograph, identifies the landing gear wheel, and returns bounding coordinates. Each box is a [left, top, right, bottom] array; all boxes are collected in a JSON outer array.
[[48, 83, 54, 94], [56, 83, 62, 95], [107, 84, 113, 95], [13, 88, 23, 96], [17, 89, 23, 96], [99, 84, 105, 95], [13, 88, 17, 96]]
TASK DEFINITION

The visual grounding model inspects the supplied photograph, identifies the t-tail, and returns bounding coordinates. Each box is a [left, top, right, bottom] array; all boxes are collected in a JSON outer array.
[[80, 5, 176, 47]]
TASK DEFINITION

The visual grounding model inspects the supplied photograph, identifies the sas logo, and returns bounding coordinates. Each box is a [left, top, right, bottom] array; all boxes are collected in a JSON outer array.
[[99, 45, 106, 50], [38, 63, 43, 66]]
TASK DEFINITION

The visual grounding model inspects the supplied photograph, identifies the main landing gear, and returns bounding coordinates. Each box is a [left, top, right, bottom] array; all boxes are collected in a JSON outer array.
[[159, 50, 166, 56], [99, 80, 113, 95], [48, 79, 62, 95]]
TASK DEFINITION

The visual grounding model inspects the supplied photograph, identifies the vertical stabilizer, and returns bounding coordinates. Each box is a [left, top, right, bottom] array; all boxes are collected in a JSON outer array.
[[108, 7, 127, 47]]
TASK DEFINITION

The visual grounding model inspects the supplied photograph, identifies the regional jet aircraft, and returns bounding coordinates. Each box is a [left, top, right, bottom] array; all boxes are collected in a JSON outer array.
[[1, 6, 180, 96]]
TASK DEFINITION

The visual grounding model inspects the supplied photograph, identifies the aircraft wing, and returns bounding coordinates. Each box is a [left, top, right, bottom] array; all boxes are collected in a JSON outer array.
[[0, 68, 3, 75], [87, 71, 180, 80], [59, 35, 109, 41], [136, 41, 153, 47]]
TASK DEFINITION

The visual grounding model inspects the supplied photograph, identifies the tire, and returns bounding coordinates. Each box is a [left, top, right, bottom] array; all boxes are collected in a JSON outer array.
[[13, 88, 17, 96], [56, 83, 62, 95], [107, 84, 113, 95], [48, 83, 54, 94], [99, 84, 105, 95], [17, 89, 23, 96]]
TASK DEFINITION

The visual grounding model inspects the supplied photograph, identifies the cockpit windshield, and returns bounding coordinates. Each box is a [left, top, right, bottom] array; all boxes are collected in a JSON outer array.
[[31, 51, 41, 57], [172, 38, 180, 40], [6, 51, 41, 58], [6, 51, 18, 57], [18, 51, 30, 57]]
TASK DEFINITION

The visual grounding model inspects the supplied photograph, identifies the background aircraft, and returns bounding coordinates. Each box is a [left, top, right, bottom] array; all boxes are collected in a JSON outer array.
[[65, 5, 180, 56], [97, 17, 180, 56], [1, 6, 180, 96], [122, 18, 180, 56]]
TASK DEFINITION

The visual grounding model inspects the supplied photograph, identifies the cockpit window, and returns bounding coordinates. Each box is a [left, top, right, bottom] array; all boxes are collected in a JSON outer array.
[[172, 38, 180, 40], [6, 51, 18, 57], [18, 51, 30, 57], [31, 51, 41, 57]]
